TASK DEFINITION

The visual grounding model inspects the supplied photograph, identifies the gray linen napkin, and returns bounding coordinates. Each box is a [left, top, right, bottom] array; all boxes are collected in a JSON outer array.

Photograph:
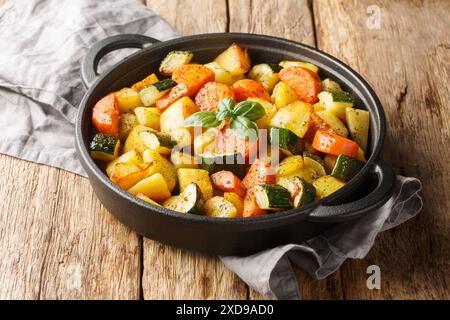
[[0, 0, 423, 300], [0, 0, 178, 175], [221, 176, 422, 299]]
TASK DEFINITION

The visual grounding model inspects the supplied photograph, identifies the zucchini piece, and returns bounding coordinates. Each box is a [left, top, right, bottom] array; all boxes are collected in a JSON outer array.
[[315, 110, 349, 137], [205, 196, 238, 218], [267, 63, 282, 73], [312, 175, 346, 199], [270, 101, 312, 138], [119, 113, 139, 141], [276, 176, 315, 207], [322, 78, 342, 93], [153, 79, 177, 91], [159, 50, 193, 75], [345, 107, 370, 152], [254, 185, 293, 209], [279, 60, 319, 73], [199, 153, 247, 179], [293, 178, 316, 207], [318, 91, 354, 120], [176, 183, 204, 214], [163, 196, 182, 211], [90, 133, 120, 161], [139, 85, 169, 107], [270, 127, 303, 156], [303, 154, 326, 177], [136, 128, 176, 156], [331, 154, 365, 180], [247, 63, 280, 92]]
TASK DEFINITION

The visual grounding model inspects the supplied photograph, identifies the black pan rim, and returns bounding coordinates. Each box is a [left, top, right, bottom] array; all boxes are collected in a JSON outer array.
[[75, 32, 386, 226]]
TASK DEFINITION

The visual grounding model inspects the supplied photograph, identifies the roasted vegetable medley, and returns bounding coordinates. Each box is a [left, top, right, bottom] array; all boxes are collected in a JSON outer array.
[[90, 43, 370, 218]]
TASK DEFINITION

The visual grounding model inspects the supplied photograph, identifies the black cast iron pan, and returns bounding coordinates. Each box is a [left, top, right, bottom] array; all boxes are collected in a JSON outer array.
[[76, 33, 395, 256]]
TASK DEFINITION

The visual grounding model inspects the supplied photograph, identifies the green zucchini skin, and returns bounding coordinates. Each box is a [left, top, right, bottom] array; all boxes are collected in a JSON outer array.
[[153, 131, 177, 149], [327, 90, 354, 103], [198, 153, 246, 179], [254, 185, 293, 209], [153, 79, 177, 91], [331, 154, 365, 180], [159, 50, 193, 75], [267, 63, 282, 73], [179, 183, 204, 215], [293, 177, 316, 207], [270, 127, 303, 155], [90, 133, 118, 155], [303, 151, 325, 166]]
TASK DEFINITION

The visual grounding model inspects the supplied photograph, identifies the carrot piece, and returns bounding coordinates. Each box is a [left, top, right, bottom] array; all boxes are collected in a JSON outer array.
[[215, 124, 258, 160], [211, 170, 246, 198], [92, 93, 119, 136], [279, 66, 322, 104], [243, 187, 267, 218], [304, 112, 337, 142], [195, 81, 235, 112], [172, 64, 215, 97], [242, 159, 276, 189], [231, 79, 271, 102], [156, 83, 190, 112], [312, 130, 359, 158]]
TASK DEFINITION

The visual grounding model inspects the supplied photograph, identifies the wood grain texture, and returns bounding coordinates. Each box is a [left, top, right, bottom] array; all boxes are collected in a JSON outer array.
[[314, 0, 450, 299], [0, 155, 141, 299], [143, 0, 247, 300], [228, 0, 316, 46], [147, 0, 228, 35], [228, 0, 344, 300]]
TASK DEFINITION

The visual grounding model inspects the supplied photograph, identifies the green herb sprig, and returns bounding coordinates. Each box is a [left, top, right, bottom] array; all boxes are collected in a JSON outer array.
[[183, 98, 266, 141]]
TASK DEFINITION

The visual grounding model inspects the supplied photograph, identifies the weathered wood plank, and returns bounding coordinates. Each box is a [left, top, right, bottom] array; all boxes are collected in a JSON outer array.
[[147, 0, 228, 35], [228, 0, 344, 300], [0, 155, 141, 299], [143, 0, 247, 299], [228, 0, 315, 46], [314, 0, 450, 299]]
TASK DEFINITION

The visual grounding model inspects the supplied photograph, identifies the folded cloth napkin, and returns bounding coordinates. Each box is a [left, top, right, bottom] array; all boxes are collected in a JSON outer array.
[[0, 0, 178, 175], [0, 0, 423, 300], [221, 176, 422, 299]]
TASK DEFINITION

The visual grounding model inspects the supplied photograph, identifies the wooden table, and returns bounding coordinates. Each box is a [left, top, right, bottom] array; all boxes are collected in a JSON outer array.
[[0, 0, 448, 299]]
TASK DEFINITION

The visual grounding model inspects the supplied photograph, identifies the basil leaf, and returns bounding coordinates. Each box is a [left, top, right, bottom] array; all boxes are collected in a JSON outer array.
[[232, 101, 266, 121], [183, 111, 220, 128], [216, 97, 235, 121], [230, 116, 259, 142]]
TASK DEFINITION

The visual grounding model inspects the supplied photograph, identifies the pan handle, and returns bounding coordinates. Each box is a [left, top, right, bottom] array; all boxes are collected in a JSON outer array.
[[81, 34, 160, 89], [307, 160, 395, 222]]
